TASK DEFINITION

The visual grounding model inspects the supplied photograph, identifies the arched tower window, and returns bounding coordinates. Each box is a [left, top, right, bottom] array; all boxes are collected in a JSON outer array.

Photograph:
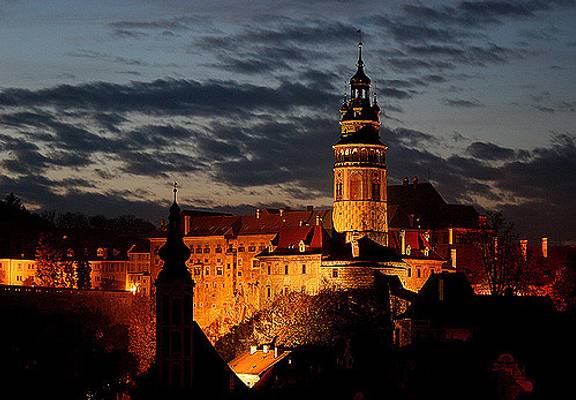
[[349, 172, 363, 200], [372, 172, 381, 201]]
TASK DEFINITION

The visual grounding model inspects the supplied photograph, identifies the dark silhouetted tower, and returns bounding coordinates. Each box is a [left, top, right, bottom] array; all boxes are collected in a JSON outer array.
[[155, 185, 194, 391]]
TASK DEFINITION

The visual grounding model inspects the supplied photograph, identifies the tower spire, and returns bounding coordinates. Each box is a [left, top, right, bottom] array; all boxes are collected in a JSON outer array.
[[357, 32, 364, 68], [173, 181, 178, 203]]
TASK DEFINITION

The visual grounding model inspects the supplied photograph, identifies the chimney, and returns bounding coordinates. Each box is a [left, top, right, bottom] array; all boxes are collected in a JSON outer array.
[[541, 237, 548, 258], [412, 176, 419, 186], [351, 239, 360, 258], [306, 205, 314, 212], [315, 215, 322, 226], [448, 228, 454, 245], [250, 345, 257, 355], [520, 239, 528, 261], [402, 176, 409, 186], [256, 208, 261, 219], [450, 248, 457, 268], [262, 344, 269, 354], [400, 229, 406, 255]]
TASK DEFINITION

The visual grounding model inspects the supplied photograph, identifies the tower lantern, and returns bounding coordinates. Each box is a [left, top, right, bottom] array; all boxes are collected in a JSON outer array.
[[332, 41, 389, 245]]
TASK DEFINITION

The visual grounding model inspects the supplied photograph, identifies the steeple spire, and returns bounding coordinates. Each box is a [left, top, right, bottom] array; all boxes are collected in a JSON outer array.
[[157, 185, 192, 283], [357, 40, 364, 68]]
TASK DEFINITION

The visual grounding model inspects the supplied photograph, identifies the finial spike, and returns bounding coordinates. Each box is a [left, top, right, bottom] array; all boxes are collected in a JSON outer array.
[[172, 181, 179, 203], [356, 30, 364, 67]]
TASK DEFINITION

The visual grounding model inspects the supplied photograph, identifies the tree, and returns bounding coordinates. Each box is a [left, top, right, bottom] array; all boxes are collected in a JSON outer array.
[[474, 212, 534, 296], [35, 233, 76, 288]]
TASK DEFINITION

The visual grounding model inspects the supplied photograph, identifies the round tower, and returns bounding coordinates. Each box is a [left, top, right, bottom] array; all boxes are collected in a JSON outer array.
[[333, 42, 388, 246]]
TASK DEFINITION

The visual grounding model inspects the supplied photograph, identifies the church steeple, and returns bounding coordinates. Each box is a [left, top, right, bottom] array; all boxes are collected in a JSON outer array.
[[156, 184, 195, 391], [157, 183, 192, 284]]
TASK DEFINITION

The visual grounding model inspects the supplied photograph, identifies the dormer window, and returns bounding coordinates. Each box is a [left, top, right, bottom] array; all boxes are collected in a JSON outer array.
[[299, 240, 306, 253], [423, 247, 430, 257], [66, 248, 74, 258], [96, 247, 104, 258], [405, 245, 411, 256]]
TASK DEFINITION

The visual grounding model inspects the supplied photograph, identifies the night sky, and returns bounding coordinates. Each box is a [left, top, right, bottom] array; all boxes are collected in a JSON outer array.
[[0, 0, 575, 242]]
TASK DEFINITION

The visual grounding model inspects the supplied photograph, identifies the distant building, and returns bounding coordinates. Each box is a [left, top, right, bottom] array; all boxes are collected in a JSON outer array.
[[0, 258, 36, 285], [229, 345, 290, 389]]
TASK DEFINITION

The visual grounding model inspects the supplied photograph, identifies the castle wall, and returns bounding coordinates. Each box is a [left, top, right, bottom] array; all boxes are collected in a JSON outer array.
[[257, 254, 322, 308]]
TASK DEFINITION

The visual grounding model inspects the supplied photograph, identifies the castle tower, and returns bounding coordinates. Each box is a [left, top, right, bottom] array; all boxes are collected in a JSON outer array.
[[333, 42, 388, 245], [156, 185, 195, 391]]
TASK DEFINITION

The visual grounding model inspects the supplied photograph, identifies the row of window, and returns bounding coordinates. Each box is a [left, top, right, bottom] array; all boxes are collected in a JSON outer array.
[[407, 268, 435, 278], [265, 264, 308, 275], [189, 244, 267, 254]]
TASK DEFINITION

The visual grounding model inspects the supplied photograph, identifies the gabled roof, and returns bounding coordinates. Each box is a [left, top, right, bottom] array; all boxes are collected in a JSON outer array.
[[259, 225, 330, 256], [388, 182, 480, 229], [324, 236, 403, 262]]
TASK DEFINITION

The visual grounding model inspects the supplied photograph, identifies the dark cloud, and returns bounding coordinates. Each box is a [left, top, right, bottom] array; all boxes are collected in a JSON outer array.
[[0, 174, 166, 222], [0, 79, 338, 116], [466, 141, 517, 160], [108, 16, 200, 31], [403, 1, 575, 27], [443, 98, 485, 107]]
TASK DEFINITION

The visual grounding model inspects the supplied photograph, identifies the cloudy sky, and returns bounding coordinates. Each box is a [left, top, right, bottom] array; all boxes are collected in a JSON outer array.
[[0, 0, 575, 242]]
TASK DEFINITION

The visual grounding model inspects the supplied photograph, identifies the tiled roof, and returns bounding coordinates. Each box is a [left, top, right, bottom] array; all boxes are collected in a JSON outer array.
[[184, 209, 332, 238], [229, 348, 290, 378]]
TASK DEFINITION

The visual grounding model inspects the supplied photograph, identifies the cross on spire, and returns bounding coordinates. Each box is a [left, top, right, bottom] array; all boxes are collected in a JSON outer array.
[[172, 181, 179, 203]]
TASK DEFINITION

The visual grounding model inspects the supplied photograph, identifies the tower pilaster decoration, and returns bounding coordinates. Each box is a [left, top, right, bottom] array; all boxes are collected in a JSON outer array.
[[156, 183, 195, 391], [333, 41, 389, 246]]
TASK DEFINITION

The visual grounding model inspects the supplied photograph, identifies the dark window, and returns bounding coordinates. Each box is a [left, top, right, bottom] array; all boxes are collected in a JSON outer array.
[[284, 265, 289, 275], [216, 266, 223, 276], [408, 268, 412, 278], [372, 182, 380, 201], [417, 269, 421, 278], [302, 264, 306, 274], [172, 299, 181, 325], [248, 244, 256, 252], [336, 182, 343, 200], [267, 286, 271, 298], [332, 268, 338, 278], [171, 330, 181, 355], [267, 265, 271, 275], [215, 246, 222, 253], [238, 245, 245, 252]]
